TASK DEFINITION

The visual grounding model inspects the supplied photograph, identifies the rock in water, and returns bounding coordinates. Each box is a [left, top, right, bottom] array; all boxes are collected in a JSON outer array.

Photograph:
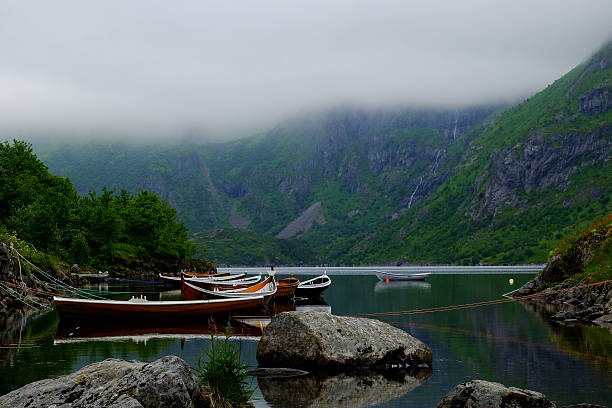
[[435, 380, 555, 408], [256, 311, 432, 371], [0, 356, 203, 408]]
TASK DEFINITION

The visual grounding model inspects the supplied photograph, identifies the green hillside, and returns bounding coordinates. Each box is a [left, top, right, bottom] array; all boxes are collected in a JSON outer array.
[[334, 40, 612, 265], [191, 228, 317, 267], [36, 107, 497, 263]]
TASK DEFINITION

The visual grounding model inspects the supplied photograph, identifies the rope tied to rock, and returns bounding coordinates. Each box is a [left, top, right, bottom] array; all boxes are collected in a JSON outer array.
[[0, 281, 46, 310], [353, 278, 612, 318], [12, 249, 107, 300]]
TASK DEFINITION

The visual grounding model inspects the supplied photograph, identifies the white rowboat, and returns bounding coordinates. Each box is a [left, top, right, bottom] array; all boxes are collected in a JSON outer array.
[[375, 271, 430, 281]]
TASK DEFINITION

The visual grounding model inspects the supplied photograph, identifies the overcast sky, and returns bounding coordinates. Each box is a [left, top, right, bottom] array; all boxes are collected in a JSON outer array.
[[2, 1, 612, 140]]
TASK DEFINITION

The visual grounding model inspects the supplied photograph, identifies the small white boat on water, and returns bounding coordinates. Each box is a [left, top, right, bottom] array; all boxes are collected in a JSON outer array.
[[295, 273, 331, 299], [375, 271, 430, 281]]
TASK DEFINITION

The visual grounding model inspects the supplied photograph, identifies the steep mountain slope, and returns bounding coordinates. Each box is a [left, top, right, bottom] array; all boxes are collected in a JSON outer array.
[[36, 106, 497, 254], [335, 40, 612, 265], [201, 107, 497, 247]]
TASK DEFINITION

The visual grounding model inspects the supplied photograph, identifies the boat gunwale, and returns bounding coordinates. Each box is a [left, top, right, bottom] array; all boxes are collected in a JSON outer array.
[[53, 295, 264, 306]]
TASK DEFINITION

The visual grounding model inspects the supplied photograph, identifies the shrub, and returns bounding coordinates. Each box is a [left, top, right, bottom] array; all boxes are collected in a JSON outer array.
[[193, 324, 253, 407]]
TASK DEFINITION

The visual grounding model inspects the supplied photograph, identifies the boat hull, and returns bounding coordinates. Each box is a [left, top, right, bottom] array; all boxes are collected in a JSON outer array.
[[275, 277, 299, 298], [53, 295, 264, 319], [294, 275, 331, 299]]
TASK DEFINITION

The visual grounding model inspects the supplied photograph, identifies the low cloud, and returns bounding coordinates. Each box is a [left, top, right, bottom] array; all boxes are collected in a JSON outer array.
[[2, 0, 612, 140]]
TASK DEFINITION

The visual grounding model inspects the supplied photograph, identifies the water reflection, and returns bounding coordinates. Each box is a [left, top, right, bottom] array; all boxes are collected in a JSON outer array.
[[54, 318, 263, 343], [53, 297, 303, 343], [3, 274, 612, 406], [518, 300, 612, 370], [295, 298, 331, 314], [0, 314, 33, 367], [374, 280, 431, 293], [258, 368, 432, 407]]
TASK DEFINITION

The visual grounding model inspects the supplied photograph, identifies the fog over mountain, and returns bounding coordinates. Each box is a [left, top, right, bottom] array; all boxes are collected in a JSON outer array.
[[2, 0, 612, 140]]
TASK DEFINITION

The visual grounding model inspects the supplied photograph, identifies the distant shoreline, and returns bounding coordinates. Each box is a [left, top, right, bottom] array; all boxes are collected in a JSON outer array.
[[217, 265, 544, 275]]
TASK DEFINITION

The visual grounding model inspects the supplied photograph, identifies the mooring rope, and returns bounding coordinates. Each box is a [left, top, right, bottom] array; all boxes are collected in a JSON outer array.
[[12, 243, 25, 286], [353, 279, 612, 318], [0, 281, 45, 310], [0, 280, 56, 297], [12, 249, 106, 300]]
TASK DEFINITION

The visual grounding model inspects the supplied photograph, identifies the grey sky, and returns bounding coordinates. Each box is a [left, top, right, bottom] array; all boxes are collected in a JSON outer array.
[[1, 0, 612, 140]]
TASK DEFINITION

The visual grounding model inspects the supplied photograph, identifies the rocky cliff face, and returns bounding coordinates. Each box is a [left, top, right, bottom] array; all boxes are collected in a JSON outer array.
[[475, 127, 612, 218], [208, 106, 497, 238], [579, 85, 611, 115]]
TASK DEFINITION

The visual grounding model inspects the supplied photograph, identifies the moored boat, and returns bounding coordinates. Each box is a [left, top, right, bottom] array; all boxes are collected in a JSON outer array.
[[53, 294, 265, 319], [275, 277, 300, 298], [375, 271, 430, 282], [294, 273, 331, 299], [181, 276, 277, 303]]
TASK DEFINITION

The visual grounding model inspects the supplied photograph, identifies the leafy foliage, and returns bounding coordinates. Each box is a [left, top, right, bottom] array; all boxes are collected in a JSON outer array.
[[0, 140, 205, 273]]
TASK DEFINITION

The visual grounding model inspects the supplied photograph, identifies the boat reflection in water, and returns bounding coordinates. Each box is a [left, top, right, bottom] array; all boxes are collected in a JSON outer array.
[[54, 317, 264, 344], [374, 280, 431, 293], [233, 298, 331, 333], [54, 298, 301, 343], [256, 367, 432, 408]]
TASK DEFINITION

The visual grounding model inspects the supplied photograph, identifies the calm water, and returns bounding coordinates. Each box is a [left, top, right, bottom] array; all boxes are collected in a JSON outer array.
[[1, 269, 611, 407]]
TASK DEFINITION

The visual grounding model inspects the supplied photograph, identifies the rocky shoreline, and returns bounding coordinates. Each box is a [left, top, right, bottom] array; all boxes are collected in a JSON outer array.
[[512, 221, 612, 327], [514, 267, 612, 327], [0, 355, 606, 408], [0, 242, 62, 319]]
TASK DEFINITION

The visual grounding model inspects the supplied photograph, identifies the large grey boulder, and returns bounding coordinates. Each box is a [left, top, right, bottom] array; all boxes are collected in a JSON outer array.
[[435, 380, 555, 408], [0, 356, 204, 408], [256, 311, 432, 371]]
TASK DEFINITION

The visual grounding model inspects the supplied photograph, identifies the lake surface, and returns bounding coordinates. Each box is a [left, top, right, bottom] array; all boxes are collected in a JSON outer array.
[[1, 267, 611, 407]]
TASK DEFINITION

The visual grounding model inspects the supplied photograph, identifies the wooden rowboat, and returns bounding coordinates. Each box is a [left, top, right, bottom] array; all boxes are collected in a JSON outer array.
[[294, 274, 331, 299], [53, 295, 265, 319], [181, 276, 277, 303], [374, 271, 430, 281], [275, 277, 300, 298]]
